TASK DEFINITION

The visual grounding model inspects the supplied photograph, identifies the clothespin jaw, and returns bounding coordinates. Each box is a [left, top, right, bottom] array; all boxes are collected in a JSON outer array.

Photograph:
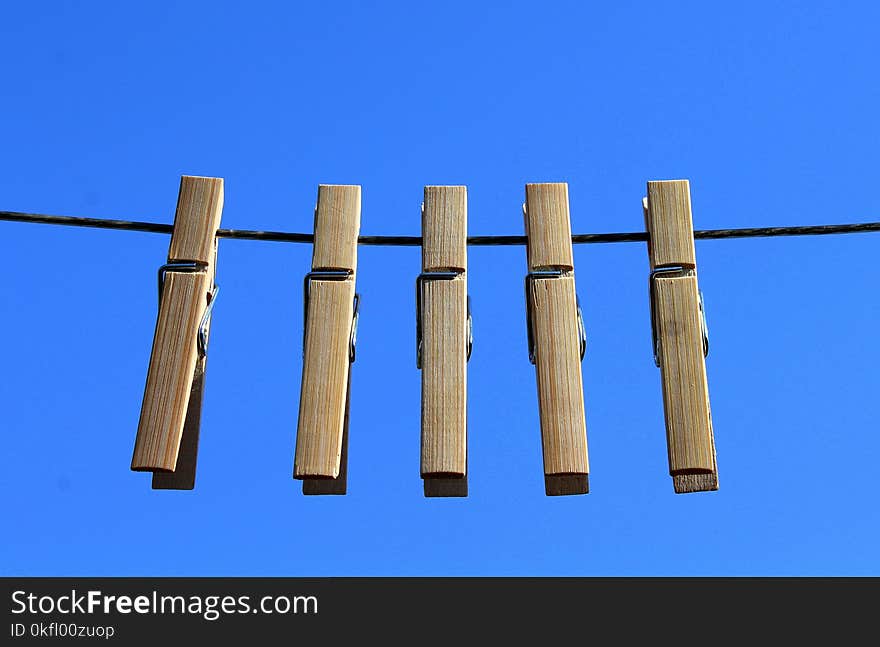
[[417, 186, 470, 497], [523, 183, 590, 496], [294, 185, 361, 495], [131, 176, 224, 490], [644, 180, 718, 494]]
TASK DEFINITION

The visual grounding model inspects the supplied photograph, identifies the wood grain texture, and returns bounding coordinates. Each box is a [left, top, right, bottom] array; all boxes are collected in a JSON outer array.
[[296, 184, 361, 490], [673, 472, 718, 493], [420, 185, 468, 497], [525, 183, 573, 270], [168, 176, 224, 265], [420, 277, 467, 476], [422, 186, 467, 272], [302, 369, 351, 495], [294, 278, 356, 478], [132, 271, 211, 471], [646, 179, 717, 494], [133, 177, 221, 481], [653, 274, 717, 491], [152, 238, 218, 489], [152, 237, 218, 489], [529, 275, 589, 494], [150, 357, 205, 489], [646, 180, 696, 269], [311, 185, 361, 271]]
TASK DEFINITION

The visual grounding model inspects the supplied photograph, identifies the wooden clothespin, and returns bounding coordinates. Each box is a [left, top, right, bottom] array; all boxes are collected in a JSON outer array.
[[523, 183, 589, 496], [294, 185, 361, 495], [131, 175, 224, 489], [643, 179, 718, 494], [417, 186, 471, 497]]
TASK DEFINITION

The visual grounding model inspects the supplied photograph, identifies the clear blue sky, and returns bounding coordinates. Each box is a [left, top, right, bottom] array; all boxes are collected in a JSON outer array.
[[2, 1, 878, 576]]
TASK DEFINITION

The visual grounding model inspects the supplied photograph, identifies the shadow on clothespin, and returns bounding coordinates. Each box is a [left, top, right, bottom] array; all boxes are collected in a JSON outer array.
[[417, 186, 472, 497], [523, 183, 590, 496], [294, 185, 361, 495], [131, 176, 224, 490], [643, 180, 718, 494]]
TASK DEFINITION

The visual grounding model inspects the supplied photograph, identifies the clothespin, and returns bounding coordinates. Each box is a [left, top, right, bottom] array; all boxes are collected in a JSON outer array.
[[131, 176, 223, 489], [416, 186, 471, 497], [294, 185, 361, 495], [523, 183, 589, 496], [643, 179, 718, 494]]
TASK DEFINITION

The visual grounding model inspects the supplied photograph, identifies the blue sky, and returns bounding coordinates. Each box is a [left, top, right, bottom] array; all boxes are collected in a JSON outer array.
[[2, 1, 878, 575]]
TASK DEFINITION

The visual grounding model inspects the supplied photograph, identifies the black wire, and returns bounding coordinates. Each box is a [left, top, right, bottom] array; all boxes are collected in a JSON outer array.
[[0, 211, 175, 235], [2, 210, 880, 245]]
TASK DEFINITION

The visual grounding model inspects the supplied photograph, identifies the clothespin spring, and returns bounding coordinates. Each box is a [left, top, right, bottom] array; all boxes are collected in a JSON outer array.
[[303, 270, 359, 363], [525, 270, 587, 365], [649, 266, 709, 368], [157, 262, 219, 357], [415, 271, 473, 369]]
